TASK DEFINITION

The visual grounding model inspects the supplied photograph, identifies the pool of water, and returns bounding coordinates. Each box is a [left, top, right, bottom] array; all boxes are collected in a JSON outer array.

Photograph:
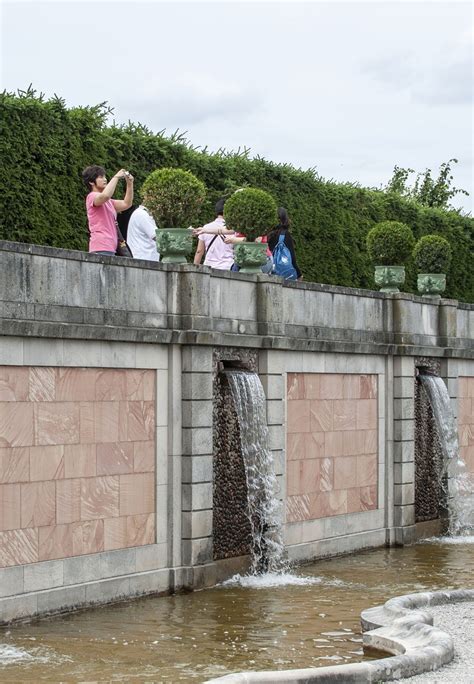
[[1, 538, 472, 682]]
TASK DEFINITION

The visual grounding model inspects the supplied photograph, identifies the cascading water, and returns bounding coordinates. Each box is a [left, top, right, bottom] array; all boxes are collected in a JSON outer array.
[[418, 373, 474, 535], [225, 370, 287, 574]]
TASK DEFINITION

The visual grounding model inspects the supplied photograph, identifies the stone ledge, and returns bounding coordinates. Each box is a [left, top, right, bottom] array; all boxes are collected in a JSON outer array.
[[205, 588, 474, 683]]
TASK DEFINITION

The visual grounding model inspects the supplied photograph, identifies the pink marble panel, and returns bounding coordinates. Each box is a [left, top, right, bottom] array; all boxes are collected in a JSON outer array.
[[20, 481, 56, 528], [342, 430, 373, 457], [95, 370, 127, 401], [0, 447, 29, 483], [79, 402, 95, 444], [458, 398, 472, 425], [29, 445, 64, 481], [97, 442, 134, 476], [56, 368, 97, 402], [333, 400, 357, 431], [125, 370, 155, 401], [287, 433, 306, 461], [119, 473, 154, 516], [342, 374, 362, 399], [0, 367, 29, 401], [304, 432, 325, 459], [34, 402, 80, 446], [125, 401, 155, 442], [93, 402, 121, 444], [134, 441, 155, 473], [39, 523, 73, 561], [29, 368, 56, 402], [72, 519, 104, 556], [324, 431, 344, 458], [0, 484, 21, 530], [143, 371, 156, 402], [286, 460, 302, 496], [304, 375, 321, 400], [360, 485, 377, 510], [460, 446, 474, 473], [287, 400, 310, 434], [334, 456, 358, 490], [0, 403, 34, 447], [357, 454, 378, 486], [104, 513, 155, 551], [126, 512, 155, 547], [347, 488, 362, 514], [81, 476, 119, 521], [319, 374, 344, 400], [360, 375, 377, 399], [0, 528, 38, 566], [459, 425, 474, 447], [285, 494, 311, 523], [310, 400, 333, 432], [319, 457, 334, 492], [300, 459, 321, 494], [356, 399, 377, 430], [64, 444, 96, 478], [314, 491, 347, 518], [56, 478, 81, 524], [287, 373, 305, 400]]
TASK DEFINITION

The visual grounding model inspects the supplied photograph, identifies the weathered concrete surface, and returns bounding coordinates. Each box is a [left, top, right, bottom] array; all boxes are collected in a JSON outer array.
[[205, 589, 474, 683], [1, 241, 473, 357]]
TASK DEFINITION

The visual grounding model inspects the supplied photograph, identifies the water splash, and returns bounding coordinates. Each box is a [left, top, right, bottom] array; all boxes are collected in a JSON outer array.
[[222, 573, 347, 589], [225, 370, 287, 574], [419, 375, 474, 535]]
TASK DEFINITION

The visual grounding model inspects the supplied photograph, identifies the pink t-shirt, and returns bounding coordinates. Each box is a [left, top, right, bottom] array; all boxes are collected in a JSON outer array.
[[199, 217, 235, 270], [86, 193, 118, 252]]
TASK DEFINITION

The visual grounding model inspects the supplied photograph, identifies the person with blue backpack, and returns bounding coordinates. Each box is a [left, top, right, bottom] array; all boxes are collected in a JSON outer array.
[[267, 207, 302, 281]]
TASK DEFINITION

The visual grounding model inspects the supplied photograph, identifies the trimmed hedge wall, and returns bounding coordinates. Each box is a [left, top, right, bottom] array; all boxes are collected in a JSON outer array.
[[1, 91, 472, 301]]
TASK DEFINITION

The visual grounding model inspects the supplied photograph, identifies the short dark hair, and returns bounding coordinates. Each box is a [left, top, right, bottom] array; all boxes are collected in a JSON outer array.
[[215, 198, 225, 216], [82, 165, 106, 191], [278, 207, 290, 227]]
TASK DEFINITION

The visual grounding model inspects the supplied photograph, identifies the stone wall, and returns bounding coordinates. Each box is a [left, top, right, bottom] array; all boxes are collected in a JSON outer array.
[[0, 240, 472, 622]]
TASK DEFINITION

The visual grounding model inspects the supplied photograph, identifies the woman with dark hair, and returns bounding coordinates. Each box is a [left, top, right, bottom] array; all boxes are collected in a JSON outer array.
[[267, 207, 302, 279], [82, 165, 134, 255]]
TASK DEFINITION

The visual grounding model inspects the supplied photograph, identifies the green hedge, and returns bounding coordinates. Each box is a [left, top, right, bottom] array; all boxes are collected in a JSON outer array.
[[1, 90, 472, 301]]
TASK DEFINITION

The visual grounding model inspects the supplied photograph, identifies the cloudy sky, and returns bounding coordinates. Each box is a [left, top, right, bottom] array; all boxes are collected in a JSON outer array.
[[1, 0, 472, 212]]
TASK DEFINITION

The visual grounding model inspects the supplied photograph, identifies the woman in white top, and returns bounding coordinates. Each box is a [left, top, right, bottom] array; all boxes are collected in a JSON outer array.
[[127, 205, 160, 261]]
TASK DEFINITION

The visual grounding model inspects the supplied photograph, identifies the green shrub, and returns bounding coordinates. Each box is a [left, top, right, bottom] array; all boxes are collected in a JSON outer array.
[[413, 234, 452, 273], [224, 188, 277, 241], [141, 167, 206, 228], [366, 220, 415, 265]]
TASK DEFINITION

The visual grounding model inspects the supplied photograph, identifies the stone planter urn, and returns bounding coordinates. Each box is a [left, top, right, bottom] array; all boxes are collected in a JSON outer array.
[[374, 265, 406, 293], [234, 242, 267, 274], [155, 228, 193, 264], [417, 273, 446, 298]]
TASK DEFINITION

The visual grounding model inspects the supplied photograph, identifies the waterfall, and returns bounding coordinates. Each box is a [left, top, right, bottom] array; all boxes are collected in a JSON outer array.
[[225, 370, 287, 573], [418, 374, 474, 535]]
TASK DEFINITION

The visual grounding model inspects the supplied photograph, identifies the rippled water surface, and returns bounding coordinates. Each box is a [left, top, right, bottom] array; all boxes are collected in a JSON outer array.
[[1, 540, 472, 682]]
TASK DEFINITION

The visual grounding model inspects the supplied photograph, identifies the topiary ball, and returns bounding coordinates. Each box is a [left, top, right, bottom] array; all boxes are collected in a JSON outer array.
[[141, 167, 206, 228], [366, 220, 415, 265], [224, 188, 277, 242], [413, 234, 452, 273]]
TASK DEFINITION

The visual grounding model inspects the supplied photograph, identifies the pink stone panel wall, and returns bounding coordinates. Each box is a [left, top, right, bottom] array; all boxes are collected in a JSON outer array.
[[0, 367, 156, 568], [286, 373, 378, 523], [458, 377, 474, 477]]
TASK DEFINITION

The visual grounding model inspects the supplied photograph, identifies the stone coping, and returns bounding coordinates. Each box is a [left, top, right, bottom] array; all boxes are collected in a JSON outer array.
[[1, 238, 470, 307], [205, 588, 474, 683]]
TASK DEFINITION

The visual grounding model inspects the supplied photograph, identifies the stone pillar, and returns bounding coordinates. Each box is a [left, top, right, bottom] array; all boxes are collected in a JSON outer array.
[[181, 346, 214, 574], [392, 356, 416, 544], [438, 298, 458, 347], [259, 350, 286, 503]]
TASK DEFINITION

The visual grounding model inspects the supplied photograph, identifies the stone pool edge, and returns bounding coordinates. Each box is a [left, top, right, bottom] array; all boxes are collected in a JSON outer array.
[[205, 588, 474, 683]]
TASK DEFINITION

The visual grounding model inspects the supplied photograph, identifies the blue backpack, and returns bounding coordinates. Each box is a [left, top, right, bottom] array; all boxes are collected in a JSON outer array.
[[272, 233, 297, 280]]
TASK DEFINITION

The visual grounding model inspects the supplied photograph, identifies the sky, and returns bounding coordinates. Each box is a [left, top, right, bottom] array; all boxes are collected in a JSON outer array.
[[1, 0, 473, 213]]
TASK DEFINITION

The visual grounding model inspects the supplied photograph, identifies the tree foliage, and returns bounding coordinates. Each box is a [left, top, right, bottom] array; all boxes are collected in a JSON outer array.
[[384, 159, 469, 211]]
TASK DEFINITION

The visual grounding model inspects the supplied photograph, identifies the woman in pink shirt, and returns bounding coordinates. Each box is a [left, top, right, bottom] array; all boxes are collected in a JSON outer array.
[[82, 165, 134, 255]]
